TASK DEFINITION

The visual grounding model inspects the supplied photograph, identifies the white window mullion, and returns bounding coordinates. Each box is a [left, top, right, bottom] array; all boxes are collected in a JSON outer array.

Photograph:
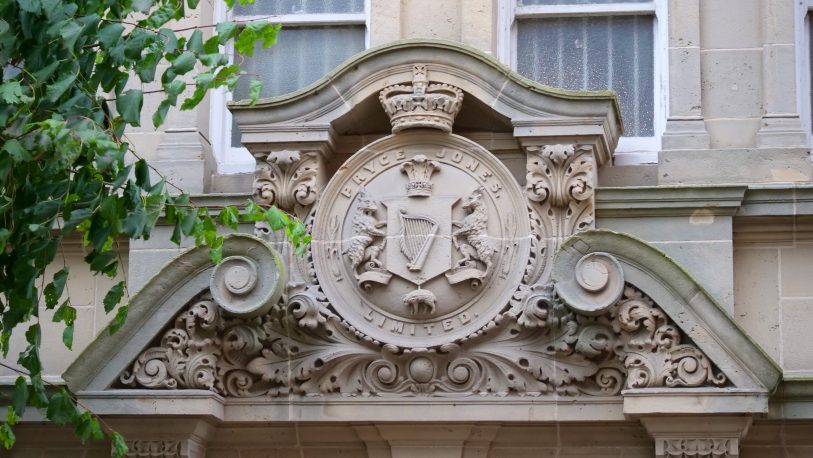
[[514, 2, 655, 19]]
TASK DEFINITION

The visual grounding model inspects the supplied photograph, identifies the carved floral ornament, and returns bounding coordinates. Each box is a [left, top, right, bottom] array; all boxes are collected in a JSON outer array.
[[120, 137, 728, 397], [118, 65, 728, 399]]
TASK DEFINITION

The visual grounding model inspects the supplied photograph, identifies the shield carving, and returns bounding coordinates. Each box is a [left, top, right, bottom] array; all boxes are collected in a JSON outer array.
[[382, 196, 458, 285]]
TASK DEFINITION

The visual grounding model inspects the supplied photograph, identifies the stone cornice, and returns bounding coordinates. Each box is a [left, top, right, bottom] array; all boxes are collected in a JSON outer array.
[[595, 184, 813, 218], [595, 185, 748, 218]]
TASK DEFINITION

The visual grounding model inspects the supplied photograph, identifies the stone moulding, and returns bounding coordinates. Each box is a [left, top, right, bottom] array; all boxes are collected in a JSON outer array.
[[228, 39, 621, 161]]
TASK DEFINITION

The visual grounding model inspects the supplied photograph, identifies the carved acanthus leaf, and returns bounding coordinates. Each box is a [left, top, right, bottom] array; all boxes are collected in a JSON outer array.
[[120, 284, 726, 397], [253, 150, 323, 218], [524, 144, 595, 284]]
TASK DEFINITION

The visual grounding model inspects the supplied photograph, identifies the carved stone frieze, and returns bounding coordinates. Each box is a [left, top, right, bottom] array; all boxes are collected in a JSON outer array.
[[657, 438, 737, 458], [119, 281, 726, 397], [253, 150, 325, 219], [524, 144, 596, 284], [123, 440, 182, 458]]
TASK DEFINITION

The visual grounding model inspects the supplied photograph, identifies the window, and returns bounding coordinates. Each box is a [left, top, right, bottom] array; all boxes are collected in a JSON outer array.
[[211, 0, 369, 173], [500, 0, 666, 163]]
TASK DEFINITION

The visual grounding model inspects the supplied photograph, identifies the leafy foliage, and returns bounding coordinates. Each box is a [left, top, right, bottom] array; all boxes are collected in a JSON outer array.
[[0, 0, 302, 455]]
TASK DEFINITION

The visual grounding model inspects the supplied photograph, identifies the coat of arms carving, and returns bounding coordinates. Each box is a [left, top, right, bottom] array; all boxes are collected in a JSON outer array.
[[312, 133, 531, 347]]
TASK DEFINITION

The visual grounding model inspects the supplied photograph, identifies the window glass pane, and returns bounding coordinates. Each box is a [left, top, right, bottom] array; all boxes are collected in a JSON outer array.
[[518, 0, 650, 5], [234, 0, 365, 15], [516, 16, 655, 137], [231, 26, 366, 146]]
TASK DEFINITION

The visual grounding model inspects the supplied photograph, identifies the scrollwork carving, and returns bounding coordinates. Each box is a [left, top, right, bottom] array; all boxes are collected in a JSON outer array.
[[120, 284, 727, 397]]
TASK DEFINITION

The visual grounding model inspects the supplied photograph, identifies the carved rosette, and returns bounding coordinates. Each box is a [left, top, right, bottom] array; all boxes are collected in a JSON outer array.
[[253, 150, 324, 220], [524, 144, 595, 284]]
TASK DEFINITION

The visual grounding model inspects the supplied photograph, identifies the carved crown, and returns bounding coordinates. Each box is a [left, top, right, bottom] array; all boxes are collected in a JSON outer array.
[[400, 154, 440, 197], [379, 64, 464, 133]]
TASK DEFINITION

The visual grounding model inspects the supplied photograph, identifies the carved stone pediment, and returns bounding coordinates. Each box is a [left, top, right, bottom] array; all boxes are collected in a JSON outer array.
[[65, 43, 779, 425]]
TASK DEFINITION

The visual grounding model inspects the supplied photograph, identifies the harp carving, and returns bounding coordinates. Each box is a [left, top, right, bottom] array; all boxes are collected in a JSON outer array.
[[398, 211, 439, 271]]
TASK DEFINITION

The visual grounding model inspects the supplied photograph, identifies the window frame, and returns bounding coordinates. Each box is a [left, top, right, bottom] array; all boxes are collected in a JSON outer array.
[[210, 1, 371, 174], [498, 0, 668, 165], [796, 0, 813, 149]]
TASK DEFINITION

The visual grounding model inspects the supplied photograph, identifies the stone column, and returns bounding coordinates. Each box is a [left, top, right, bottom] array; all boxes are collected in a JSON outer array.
[[110, 419, 213, 458], [662, 0, 710, 150], [755, 0, 807, 147], [641, 416, 752, 458]]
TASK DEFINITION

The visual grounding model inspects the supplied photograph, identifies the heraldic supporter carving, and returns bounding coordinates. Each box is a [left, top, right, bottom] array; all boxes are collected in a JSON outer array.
[[121, 66, 728, 397]]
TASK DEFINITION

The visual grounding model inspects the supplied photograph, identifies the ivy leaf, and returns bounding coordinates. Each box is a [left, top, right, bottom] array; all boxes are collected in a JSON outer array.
[[46, 389, 78, 425], [11, 377, 28, 417], [45, 67, 78, 102], [248, 80, 262, 106], [0, 423, 15, 450], [134, 159, 150, 189], [170, 51, 196, 75], [108, 305, 129, 335], [98, 23, 125, 49], [75, 412, 103, 444], [103, 281, 126, 313], [62, 324, 74, 350], [116, 89, 143, 126], [0, 81, 33, 104], [111, 432, 129, 458], [16, 0, 41, 14]]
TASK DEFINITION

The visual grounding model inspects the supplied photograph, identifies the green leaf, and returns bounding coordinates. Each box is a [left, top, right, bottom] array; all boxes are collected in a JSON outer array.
[[53, 301, 76, 325], [45, 67, 78, 102], [62, 324, 74, 350], [108, 305, 129, 335], [152, 100, 171, 128], [0, 422, 15, 449], [111, 432, 129, 458], [116, 89, 143, 126], [11, 377, 28, 417], [170, 51, 196, 75], [59, 20, 82, 51], [44, 268, 69, 308], [46, 389, 78, 425], [75, 412, 103, 444], [215, 22, 238, 44], [248, 80, 262, 106], [103, 281, 126, 313], [134, 159, 150, 189], [0, 81, 33, 104], [3, 139, 32, 163], [16, 0, 41, 13], [99, 23, 125, 49]]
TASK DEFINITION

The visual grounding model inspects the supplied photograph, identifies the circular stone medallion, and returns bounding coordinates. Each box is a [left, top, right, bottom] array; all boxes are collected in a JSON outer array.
[[312, 131, 529, 347]]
